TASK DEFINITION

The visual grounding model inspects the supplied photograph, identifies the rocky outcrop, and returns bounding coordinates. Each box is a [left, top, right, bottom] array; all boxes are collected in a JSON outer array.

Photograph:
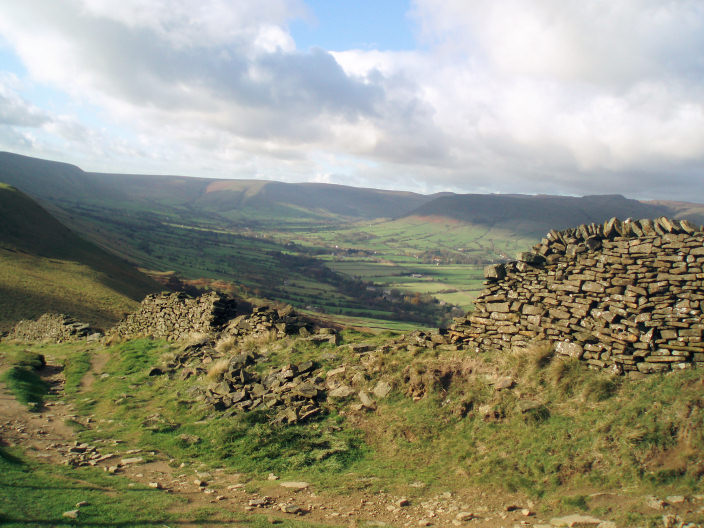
[[6, 313, 98, 342], [109, 291, 238, 341], [448, 217, 704, 375]]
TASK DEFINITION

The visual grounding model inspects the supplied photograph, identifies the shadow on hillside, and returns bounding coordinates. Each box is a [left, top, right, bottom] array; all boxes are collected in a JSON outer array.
[[0, 282, 118, 333]]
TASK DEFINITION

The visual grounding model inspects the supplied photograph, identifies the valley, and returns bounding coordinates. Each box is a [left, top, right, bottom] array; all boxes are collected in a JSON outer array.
[[4, 152, 704, 331], [1, 152, 704, 527]]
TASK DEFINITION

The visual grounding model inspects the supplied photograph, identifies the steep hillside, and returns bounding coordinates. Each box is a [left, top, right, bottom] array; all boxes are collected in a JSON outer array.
[[0, 183, 159, 331], [403, 194, 674, 237]]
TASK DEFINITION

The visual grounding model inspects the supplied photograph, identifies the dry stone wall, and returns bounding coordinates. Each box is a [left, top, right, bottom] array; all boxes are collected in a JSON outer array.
[[448, 217, 704, 375], [110, 291, 238, 341]]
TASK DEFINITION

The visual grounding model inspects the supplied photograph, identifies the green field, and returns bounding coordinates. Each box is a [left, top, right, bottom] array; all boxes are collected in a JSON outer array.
[[283, 216, 535, 313], [40, 202, 464, 328]]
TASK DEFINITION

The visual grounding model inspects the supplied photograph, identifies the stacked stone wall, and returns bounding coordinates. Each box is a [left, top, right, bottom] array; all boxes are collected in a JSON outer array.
[[110, 291, 238, 341], [448, 217, 704, 375]]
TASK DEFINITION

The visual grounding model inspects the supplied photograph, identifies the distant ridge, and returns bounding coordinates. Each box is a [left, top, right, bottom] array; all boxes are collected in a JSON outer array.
[[2, 152, 703, 231], [401, 193, 689, 237], [0, 151, 441, 222]]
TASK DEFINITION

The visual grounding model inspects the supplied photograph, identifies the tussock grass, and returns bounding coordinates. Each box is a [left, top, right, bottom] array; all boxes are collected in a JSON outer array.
[[182, 331, 212, 348], [206, 358, 230, 381], [214, 335, 237, 355], [240, 330, 279, 354]]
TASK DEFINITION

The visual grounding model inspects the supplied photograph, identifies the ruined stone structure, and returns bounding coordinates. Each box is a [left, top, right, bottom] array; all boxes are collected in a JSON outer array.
[[6, 313, 97, 342], [109, 291, 328, 343], [448, 217, 704, 375], [110, 291, 238, 341]]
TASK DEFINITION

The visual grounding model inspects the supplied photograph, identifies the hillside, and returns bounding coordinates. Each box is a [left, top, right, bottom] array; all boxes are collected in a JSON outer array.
[[0, 151, 439, 225], [0, 183, 159, 331], [403, 193, 675, 237], [645, 199, 704, 225]]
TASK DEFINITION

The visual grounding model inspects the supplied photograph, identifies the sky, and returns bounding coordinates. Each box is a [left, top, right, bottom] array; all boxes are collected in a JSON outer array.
[[0, 0, 703, 201]]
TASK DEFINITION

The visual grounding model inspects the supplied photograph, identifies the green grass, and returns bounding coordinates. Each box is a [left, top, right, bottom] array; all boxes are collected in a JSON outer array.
[[63, 350, 93, 395], [1, 363, 49, 410], [5, 335, 703, 527], [0, 446, 329, 527], [0, 447, 181, 527]]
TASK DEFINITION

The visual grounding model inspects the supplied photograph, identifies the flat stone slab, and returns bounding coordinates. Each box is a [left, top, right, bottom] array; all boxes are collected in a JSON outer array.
[[120, 457, 144, 465], [550, 514, 614, 527], [280, 481, 310, 490]]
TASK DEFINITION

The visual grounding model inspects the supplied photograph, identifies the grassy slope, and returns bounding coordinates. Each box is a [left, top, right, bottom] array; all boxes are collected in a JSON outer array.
[[0, 184, 159, 330], [644, 199, 704, 225], [4, 337, 702, 527], [0, 447, 323, 528]]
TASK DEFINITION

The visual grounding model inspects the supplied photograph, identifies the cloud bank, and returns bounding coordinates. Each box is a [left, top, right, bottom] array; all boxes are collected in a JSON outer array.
[[0, 0, 702, 200]]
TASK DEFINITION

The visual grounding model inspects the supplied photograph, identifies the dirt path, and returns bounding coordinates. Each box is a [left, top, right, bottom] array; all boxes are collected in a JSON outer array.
[[79, 349, 111, 390], [2, 358, 700, 528]]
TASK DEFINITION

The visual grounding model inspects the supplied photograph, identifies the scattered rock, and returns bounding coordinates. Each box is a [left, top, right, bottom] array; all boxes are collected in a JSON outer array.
[[358, 391, 377, 410], [372, 380, 393, 399], [178, 434, 202, 445], [120, 457, 144, 465], [493, 377, 514, 390], [328, 385, 355, 399], [280, 503, 306, 514], [646, 496, 667, 510], [666, 495, 686, 504]]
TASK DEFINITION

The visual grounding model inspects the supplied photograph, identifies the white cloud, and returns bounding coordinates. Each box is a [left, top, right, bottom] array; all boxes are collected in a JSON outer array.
[[0, 0, 702, 200]]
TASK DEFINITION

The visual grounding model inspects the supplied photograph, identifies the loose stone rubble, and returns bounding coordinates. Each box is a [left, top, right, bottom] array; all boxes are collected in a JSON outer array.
[[6, 313, 98, 342], [203, 354, 326, 424], [447, 217, 704, 374]]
